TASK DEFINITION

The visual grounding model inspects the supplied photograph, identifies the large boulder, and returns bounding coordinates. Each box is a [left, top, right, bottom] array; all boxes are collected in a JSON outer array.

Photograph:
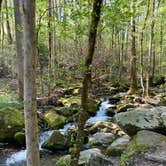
[[43, 111, 67, 129], [0, 108, 24, 142], [114, 106, 166, 136], [57, 148, 113, 166], [120, 130, 166, 166], [41, 130, 70, 151]]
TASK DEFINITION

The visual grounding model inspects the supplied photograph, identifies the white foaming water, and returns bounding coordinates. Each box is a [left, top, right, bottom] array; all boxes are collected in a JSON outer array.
[[6, 130, 54, 166], [87, 100, 112, 124]]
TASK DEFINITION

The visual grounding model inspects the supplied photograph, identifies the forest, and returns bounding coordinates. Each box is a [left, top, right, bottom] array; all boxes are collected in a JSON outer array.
[[0, 0, 166, 166]]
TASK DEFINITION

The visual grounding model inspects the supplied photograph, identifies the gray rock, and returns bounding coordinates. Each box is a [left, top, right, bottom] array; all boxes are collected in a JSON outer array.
[[89, 132, 115, 147], [57, 148, 113, 166], [41, 130, 70, 151], [114, 106, 166, 136], [120, 130, 166, 166], [106, 135, 130, 156]]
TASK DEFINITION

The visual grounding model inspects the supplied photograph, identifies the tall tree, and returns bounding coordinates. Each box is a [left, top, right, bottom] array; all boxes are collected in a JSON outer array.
[[129, 15, 137, 94], [4, 0, 13, 45], [22, 0, 40, 165], [0, 0, 2, 11], [70, 0, 103, 165], [146, 0, 155, 97], [139, 0, 150, 96], [14, 0, 24, 100]]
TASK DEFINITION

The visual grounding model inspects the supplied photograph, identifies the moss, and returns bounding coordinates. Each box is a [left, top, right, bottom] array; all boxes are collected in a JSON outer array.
[[0, 107, 24, 142], [14, 132, 25, 146], [88, 140, 102, 148], [56, 155, 71, 166], [44, 111, 67, 129], [120, 136, 149, 166], [58, 96, 99, 116]]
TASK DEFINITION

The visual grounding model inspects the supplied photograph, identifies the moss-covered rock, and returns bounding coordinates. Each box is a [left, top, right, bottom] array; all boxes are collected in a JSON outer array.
[[0, 107, 24, 142], [57, 148, 113, 166], [14, 132, 25, 146], [119, 130, 166, 166], [58, 96, 99, 116], [41, 130, 70, 151], [44, 111, 67, 129]]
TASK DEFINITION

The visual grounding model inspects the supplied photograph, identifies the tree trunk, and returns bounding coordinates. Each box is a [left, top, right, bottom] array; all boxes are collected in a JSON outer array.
[[48, 0, 53, 96], [139, 0, 150, 96], [70, 0, 103, 165], [14, 0, 24, 101], [0, 0, 2, 11], [22, 0, 40, 165], [146, 0, 155, 97], [4, 0, 13, 45], [129, 16, 137, 94]]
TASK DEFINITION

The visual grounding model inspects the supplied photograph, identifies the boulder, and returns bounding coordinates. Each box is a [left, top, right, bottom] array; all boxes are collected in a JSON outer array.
[[41, 130, 70, 151], [57, 148, 113, 166], [0, 108, 24, 142], [58, 97, 99, 116], [120, 130, 166, 166], [88, 132, 115, 147], [43, 111, 67, 129], [114, 106, 166, 136], [106, 135, 130, 156]]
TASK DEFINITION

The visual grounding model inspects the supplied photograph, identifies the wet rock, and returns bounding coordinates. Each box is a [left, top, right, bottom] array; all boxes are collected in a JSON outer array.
[[120, 130, 166, 166], [114, 106, 166, 136], [106, 135, 130, 156], [88, 132, 115, 147], [41, 130, 70, 151], [43, 111, 67, 129], [0, 108, 24, 142], [57, 148, 113, 166], [105, 105, 116, 117]]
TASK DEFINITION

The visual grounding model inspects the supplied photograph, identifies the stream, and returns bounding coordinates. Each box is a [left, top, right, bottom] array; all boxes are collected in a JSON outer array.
[[0, 99, 112, 166]]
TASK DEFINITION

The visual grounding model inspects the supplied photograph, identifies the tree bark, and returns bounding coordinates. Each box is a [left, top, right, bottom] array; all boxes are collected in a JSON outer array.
[[129, 16, 137, 94], [146, 0, 155, 97], [22, 0, 40, 165], [4, 0, 13, 45], [70, 0, 103, 165], [14, 0, 24, 101], [139, 0, 150, 96]]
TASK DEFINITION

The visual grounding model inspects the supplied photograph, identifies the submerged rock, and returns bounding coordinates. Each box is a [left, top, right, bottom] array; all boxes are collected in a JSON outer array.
[[57, 148, 113, 166], [120, 130, 166, 166], [0, 108, 24, 142], [114, 106, 166, 136]]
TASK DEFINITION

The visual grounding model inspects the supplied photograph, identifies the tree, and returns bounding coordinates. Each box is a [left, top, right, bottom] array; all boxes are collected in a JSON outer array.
[[146, 0, 155, 97], [139, 0, 150, 96], [129, 15, 137, 94], [70, 0, 103, 165], [14, 0, 24, 100], [22, 0, 40, 165]]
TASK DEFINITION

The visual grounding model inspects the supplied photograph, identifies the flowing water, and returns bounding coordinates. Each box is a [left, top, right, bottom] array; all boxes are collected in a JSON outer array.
[[0, 99, 112, 166]]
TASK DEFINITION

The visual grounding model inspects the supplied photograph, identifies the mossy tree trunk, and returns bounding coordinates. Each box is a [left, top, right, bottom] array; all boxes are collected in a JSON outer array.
[[70, 0, 103, 165], [23, 0, 40, 165]]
